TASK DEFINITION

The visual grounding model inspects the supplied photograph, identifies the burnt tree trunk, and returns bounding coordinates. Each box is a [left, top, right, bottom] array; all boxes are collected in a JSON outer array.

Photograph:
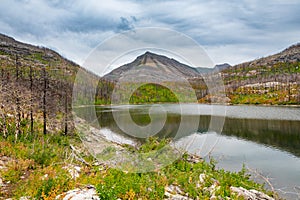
[[30, 65, 34, 135], [15, 55, 21, 141], [42, 66, 47, 135], [64, 67, 68, 135]]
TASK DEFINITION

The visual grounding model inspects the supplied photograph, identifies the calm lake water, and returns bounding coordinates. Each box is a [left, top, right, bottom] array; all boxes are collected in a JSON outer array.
[[75, 104, 300, 199]]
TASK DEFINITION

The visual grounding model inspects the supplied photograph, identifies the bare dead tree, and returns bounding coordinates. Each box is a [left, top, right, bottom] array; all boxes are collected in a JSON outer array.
[[42, 65, 47, 135], [0, 92, 7, 138], [15, 55, 21, 141], [29, 65, 34, 135], [287, 76, 291, 102], [64, 65, 68, 135]]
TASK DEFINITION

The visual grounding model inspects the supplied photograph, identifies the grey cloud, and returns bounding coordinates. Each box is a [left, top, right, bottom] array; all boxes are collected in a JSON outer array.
[[137, 0, 300, 44], [116, 17, 135, 32], [0, 0, 299, 67]]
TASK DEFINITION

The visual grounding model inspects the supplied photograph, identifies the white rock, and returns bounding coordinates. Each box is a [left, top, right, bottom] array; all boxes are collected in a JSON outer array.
[[20, 196, 31, 200], [199, 173, 206, 184], [230, 186, 274, 200], [196, 173, 207, 188], [209, 182, 220, 196], [165, 185, 184, 195], [210, 195, 217, 200], [56, 185, 99, 200], [164, 185, 193, 200], [63, 164, 81, 179], [92, 161, 100, 166]]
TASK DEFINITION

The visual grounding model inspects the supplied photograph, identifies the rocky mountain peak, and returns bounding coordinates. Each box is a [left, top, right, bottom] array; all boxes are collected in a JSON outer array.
[[104, 51, 200, 80], [134, 51, 174, 66]]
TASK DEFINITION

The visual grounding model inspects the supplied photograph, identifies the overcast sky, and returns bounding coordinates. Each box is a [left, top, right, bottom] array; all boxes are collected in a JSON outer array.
[[1, 0, 300, 71]]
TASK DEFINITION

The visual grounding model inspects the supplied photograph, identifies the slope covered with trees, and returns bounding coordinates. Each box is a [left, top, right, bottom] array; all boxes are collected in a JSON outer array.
[[222, 44, 300, 104], [0, 33, 81, 137]]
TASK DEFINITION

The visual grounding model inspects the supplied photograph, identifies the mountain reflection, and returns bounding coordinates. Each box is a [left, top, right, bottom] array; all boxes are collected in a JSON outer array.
[[74, 105, 300, 157]]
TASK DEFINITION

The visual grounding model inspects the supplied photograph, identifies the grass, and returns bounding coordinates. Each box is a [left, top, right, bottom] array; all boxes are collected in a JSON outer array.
[[0, 131, 77, 198], [220, 61, 300, 105], [0, 122, 279, 199], [229, 84, 300, 105], [92, 138, 275, 199], [95, 82, 197, 105], [129, 83, 179, 104]]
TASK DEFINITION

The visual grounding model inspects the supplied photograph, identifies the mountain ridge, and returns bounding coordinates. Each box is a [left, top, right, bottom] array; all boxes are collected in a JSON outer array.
[[104, 43, 300, 79], [0, 33, 79, 68], [231, 43, 300, 70], [196, 63, 231, 74], [103, 51, 200, 81]]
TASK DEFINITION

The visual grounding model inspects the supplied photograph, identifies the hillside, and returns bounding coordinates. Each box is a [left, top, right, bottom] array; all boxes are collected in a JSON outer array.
[[99, 51, 202, 104], [220, 44, 300, 104], [104, 51, 200, 81], [232, 43, 300, 69], [99, 45, 300, 105], [0, 33, 82, 135]]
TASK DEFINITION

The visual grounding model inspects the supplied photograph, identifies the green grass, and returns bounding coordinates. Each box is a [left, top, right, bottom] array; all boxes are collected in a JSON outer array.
[[95, 82, 197, 105], [222, 62, 300, 105], [0, 133, 75, 198], [93, 138, 275, 199], [0, 123, 278, 199], [229, 83, 300, 105], [129, 83, 179, 104], [94, 155, 271, 200]]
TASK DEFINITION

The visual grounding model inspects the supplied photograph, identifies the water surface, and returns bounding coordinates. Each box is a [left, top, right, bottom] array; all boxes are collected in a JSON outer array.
[[75, 104, 300, 199]]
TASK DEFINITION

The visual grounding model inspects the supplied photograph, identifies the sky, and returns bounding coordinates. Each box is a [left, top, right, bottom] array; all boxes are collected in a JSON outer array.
[[1, 0, 300, 73]]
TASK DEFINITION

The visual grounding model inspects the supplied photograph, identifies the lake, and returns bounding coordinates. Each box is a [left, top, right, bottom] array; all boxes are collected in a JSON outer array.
[[74, 104, 300, 199]]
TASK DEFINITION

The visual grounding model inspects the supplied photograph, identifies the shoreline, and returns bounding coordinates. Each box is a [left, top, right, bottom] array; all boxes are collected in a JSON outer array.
[[91, 101, 300, 108]]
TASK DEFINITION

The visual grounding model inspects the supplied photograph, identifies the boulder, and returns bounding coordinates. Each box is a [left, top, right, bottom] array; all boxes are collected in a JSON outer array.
[[164, 185, 193, 200], [230, 186, 274, 200], [56, 185, 99, 200]]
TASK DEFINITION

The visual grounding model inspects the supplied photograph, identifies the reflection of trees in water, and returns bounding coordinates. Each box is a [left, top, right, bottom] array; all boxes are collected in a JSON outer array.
[[97, 107, 182, 139], [77, 106, 300, 157], [221, 117, 300, 157], [198, 115, 300, 156]]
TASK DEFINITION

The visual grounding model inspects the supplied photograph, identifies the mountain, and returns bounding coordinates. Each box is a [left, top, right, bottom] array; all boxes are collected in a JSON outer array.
[[196, 63, 231, 74], [101, 44, 300, 104], [197, 44, 300, 75], [195, 67, 213, 74], [104, 51, 200, 81], [223, 43, 300, 78], [232, 43, 300, 70], [1, 32, 299, 108], [104, 52, 231, 79], [221, 43, 300, 104], [0, 33, 81, 77], [0, 33, 86, 134], [215, 63, 231, 71]]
